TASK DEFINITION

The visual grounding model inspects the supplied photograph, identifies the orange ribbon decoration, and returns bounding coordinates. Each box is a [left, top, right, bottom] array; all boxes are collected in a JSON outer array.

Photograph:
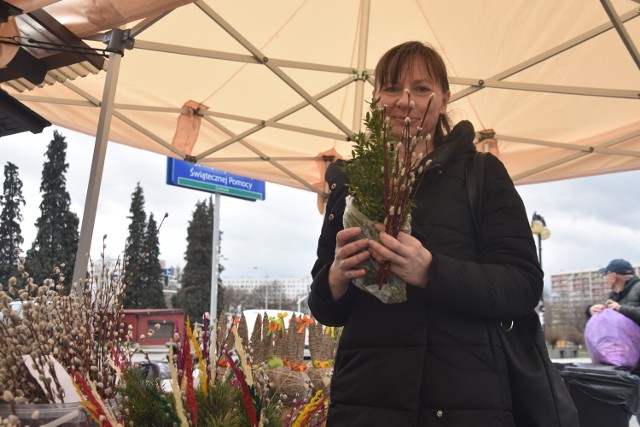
[[266, 312, 289, 336], [297, 314, 314, 334], [284, 359, 308, 372], [267, 320, 279, 336]]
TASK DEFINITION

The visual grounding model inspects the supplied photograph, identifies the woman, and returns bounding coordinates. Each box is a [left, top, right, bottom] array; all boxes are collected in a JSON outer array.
[[309, 41, 555, 426]]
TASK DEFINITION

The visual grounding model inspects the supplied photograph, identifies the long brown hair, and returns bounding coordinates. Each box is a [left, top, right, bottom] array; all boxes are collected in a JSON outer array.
[[374, 41, 451, 143]]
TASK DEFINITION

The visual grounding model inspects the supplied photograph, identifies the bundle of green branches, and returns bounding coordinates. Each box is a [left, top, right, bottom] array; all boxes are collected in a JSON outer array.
[[344, 93, 434, 303]]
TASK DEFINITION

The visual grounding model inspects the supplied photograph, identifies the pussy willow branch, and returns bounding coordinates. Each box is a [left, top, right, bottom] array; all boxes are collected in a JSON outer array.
[[382, 106, 391, 232], [377, 91, 436, 286]]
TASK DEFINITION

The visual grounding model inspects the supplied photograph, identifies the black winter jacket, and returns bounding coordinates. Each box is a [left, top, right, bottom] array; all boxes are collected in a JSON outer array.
[[585, 276, 640, 324], [610, 277, 640, 324], [309, 120, 544, 426]]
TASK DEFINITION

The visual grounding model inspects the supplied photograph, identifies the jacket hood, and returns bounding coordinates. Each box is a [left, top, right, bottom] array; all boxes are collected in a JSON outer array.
[[426, 119, 477, 168]]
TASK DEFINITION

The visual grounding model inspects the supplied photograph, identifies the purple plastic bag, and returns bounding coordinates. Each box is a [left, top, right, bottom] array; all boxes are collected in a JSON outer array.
[[584, 308, 640, 370]]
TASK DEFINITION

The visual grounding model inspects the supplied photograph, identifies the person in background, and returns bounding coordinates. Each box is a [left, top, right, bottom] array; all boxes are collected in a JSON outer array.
[[586, 258, 640, 425], [587, 258, 640, 323], [308, 40, 574, 426]]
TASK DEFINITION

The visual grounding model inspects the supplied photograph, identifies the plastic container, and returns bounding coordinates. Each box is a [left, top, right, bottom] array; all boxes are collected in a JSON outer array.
[[0, 403, 93, 426], [559, 363, 640, 427]]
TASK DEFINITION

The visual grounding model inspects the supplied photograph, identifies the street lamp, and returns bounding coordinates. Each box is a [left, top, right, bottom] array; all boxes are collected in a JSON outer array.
[[253, 266, 269, 310], [531, 212, 550, 316], [530, 212, 551, 269]]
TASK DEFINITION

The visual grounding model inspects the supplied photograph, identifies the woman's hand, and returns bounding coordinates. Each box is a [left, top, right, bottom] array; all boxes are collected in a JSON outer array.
[[368, 223, 433, 288], [328, 227, 370, 300]]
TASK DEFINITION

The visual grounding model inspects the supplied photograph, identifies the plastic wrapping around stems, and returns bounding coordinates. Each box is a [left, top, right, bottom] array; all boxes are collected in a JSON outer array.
[[584, 308, 640, 370], [0, 402, 92, 426], [559, 363, 640, 415], [342, 196, 408, 304]]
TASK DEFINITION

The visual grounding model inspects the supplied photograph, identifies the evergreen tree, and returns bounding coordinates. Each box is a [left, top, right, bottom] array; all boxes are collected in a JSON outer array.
[[0, 162, 26, 286], [26, 130, 79, 292], [123, 183, 147, 308], [139, 213, 166, 308], [173, 198, 224, 321]]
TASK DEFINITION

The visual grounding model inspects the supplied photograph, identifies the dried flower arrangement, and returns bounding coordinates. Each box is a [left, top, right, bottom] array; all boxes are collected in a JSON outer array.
[[0, 240, 130, 403], [0, 239, 332, 426], [88, 311, 330, 427], [344, 93, 434, 303]]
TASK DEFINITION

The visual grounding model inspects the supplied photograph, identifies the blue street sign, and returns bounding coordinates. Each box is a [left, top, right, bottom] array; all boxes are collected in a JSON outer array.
[[163, 268, 173, 276], [166, 158, 266, 201]]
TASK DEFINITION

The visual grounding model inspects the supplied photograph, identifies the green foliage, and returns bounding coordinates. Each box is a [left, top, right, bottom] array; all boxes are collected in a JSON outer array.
[[140, 213, 167, 308], [345, 98, 416, 232], [120, 367, 283, 427], [174, 198, 223, 320], [345, 98, 394, 223], [123, 183, 148, 308], [122, 185, 167, 309], [0, 162, 25, 286], [197, 382, 243, 426], [119, 367, 180, 426], [26, 130, 79, 292]]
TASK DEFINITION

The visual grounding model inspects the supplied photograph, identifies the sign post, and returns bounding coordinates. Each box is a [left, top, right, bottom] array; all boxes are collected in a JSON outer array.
[[166, 158, 265, 319]]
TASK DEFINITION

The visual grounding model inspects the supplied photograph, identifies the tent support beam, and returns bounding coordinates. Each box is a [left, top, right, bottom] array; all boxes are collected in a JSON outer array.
[[451, 9, 639, 102], [135, 39, 356, 74], [195, 0, 354, 139], [513, 151, 591, 182], [599, 0, 640, 70], [198, 116, 321, 193], [63, 81, 188, 160], [452, 78, 639, 99], [352, 0, 370, 132], [511, 128, 640, 182], [72, 29, 126, 290]]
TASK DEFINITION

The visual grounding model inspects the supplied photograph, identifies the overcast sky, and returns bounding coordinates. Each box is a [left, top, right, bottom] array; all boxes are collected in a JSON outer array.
[[1, 127, 640, 290]]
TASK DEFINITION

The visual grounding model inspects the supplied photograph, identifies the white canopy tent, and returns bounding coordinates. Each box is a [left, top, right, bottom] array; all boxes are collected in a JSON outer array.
[[1, 0, 639, 287]]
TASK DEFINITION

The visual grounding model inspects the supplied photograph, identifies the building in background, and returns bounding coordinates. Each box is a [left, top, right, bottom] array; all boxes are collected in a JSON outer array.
[[222, 276, 312, 312]]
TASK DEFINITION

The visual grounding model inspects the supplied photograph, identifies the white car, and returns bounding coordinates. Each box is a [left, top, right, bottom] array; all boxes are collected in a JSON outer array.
[[0, 300, 24, 320]]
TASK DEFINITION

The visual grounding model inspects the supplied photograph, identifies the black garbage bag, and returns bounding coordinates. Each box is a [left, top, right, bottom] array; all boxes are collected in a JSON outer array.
[[559, 363, 640, 415]]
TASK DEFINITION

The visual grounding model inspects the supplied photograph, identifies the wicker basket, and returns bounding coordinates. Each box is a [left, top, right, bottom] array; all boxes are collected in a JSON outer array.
[[265, 366, 311, 406], [307, 366, 332, 394]]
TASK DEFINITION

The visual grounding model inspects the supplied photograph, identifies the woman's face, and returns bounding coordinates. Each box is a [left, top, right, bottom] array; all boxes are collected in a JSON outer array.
[[373, 60, 449, 151]]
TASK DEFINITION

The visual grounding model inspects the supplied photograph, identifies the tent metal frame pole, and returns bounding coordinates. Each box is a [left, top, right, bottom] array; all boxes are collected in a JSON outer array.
[[195, 0, 354, 139], [210, 193, 221, 320], [451, 78, 638, 99], [352, 0, 370, 132], [512, 128, 640, 182], [451, 9, 639, 102], [135, 39, 356, 75], [599, 0, 640, 70], [72, 29, 125, 290]]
